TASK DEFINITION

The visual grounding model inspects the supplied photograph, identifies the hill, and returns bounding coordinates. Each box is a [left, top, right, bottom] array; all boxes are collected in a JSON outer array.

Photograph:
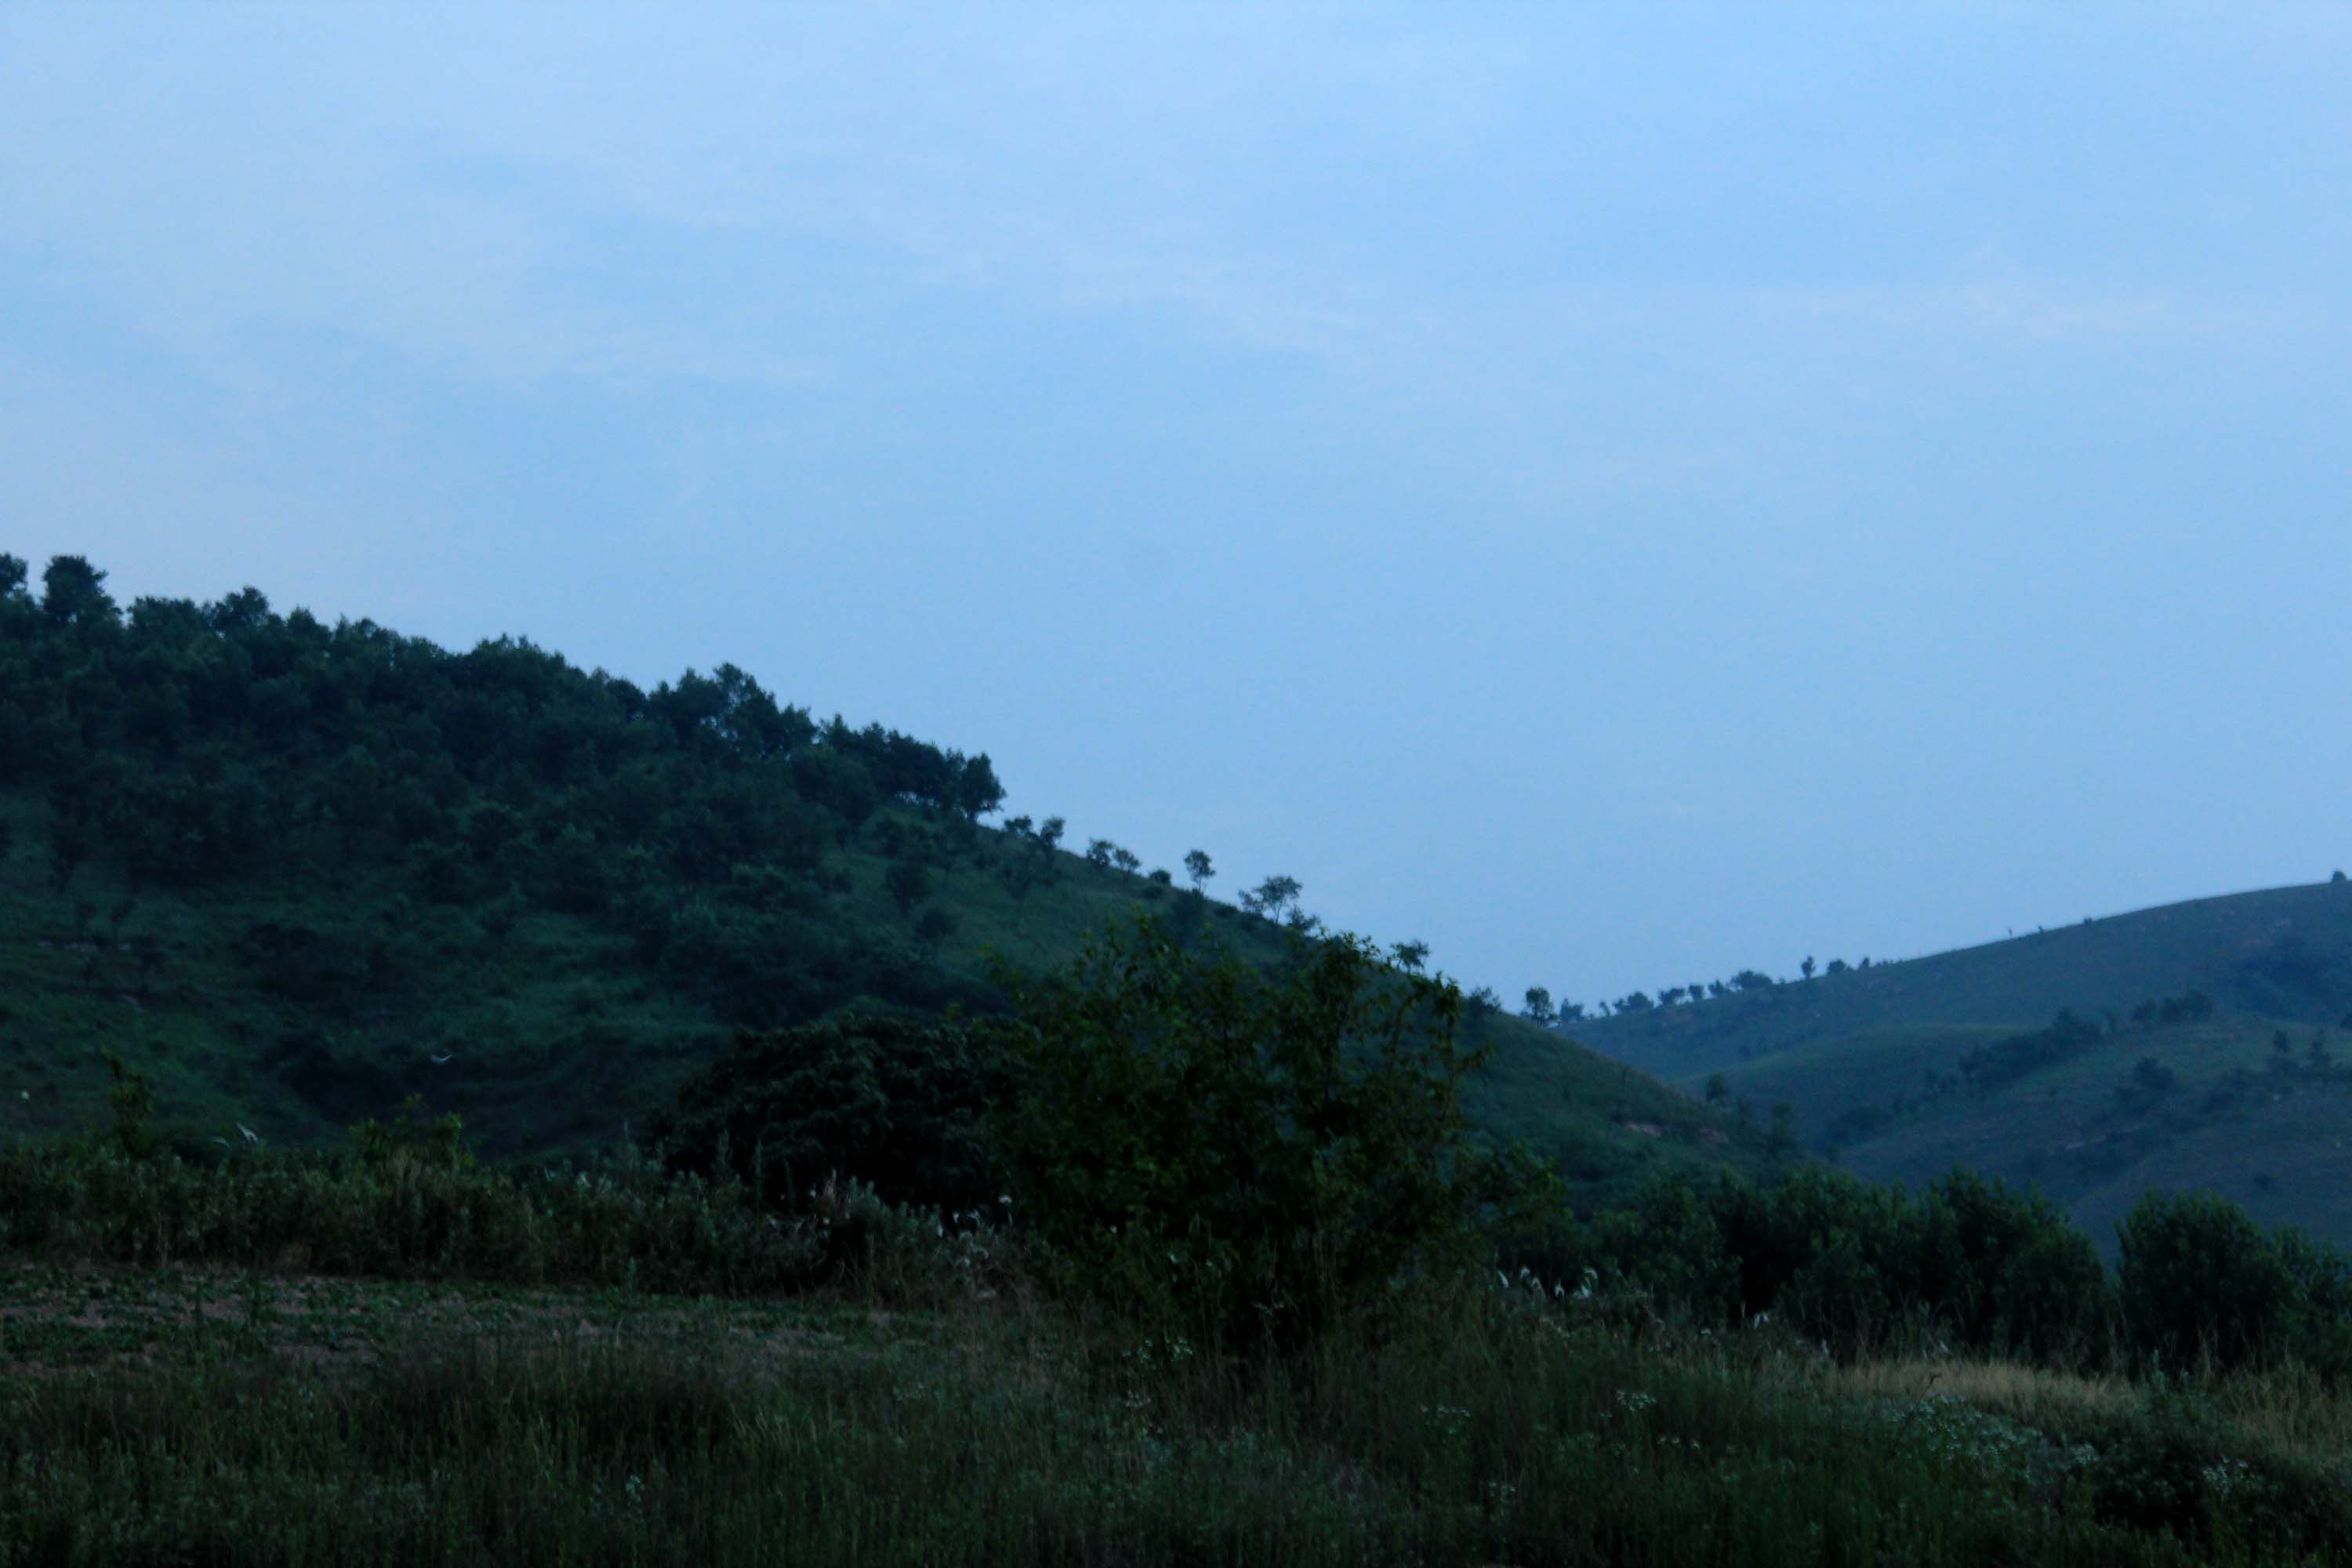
[[1577, 880, 2352, 1085], [1569, 882, 2352, 1247], [0, 552, 1762, 1203]]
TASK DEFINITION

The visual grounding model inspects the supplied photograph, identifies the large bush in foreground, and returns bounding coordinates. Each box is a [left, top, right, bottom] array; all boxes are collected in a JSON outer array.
[[993, 917, 1527, 1351], [2116, 1190, 2352, 1379], [648, 1014, 1008, 1212], [1591, 1166, 2114, 1365]]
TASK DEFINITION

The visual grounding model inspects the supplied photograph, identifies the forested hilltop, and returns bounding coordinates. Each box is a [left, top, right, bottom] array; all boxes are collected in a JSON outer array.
[[0, 553, 1752, 1193]]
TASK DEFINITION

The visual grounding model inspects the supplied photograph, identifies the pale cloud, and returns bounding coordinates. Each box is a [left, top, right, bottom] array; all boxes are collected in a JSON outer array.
[[1759, 272, 2319, 347]]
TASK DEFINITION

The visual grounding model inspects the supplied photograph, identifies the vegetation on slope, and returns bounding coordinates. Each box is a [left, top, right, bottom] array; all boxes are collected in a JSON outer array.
[[1566, 878, 2352, 1247], [1801, 1007, 2352, 1255], [10, 906, 2352, 1563], [1577, 880, 2352, 1083], [0, 551, 1749, 1203]]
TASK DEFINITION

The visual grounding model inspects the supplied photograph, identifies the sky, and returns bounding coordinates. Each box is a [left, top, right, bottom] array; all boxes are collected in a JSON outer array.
[[3, 5, 2348, 1009]]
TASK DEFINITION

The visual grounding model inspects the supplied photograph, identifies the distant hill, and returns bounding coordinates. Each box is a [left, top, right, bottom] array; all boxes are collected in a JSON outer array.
[[1577, 882, 2352, 1082], [1570, 881, 2352, 1247], [0, 552, 1764, 1206]]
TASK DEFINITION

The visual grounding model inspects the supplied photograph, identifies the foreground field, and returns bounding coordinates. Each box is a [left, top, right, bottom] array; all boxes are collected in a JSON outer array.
[[5, 1262, 2350, 1566]]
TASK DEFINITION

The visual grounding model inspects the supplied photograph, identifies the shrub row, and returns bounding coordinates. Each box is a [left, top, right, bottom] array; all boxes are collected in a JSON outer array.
[[0, 1120, 996, 1304], [1533, 1165, 2352, 1381]]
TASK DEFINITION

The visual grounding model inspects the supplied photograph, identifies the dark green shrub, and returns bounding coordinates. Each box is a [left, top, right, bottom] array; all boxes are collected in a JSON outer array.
[[1592, 1175, 1739, 1322], [1958, 1008, 2103, 1093], [350, 1094, 474, 1173], [1592, 1165, 2114, 1366], [103, 1052, 157, 1160], [648, 1014, 1007, 1212], [2118, 1191, 2293, 1374], [1915, 1169, 2112, 1366], [1987, 1225, 2114, 1367], [0, 1138, 821, 1293], [1761, 1168, 1916, 1355], [2272, 1226, 2352, 1383], [992, 916, 1511, 1352]]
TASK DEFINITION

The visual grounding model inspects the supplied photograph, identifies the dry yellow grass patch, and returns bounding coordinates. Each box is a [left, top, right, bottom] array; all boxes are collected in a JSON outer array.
[[1824, 1356, 2137, 1424], [2211, 1364, 2352, 1456]]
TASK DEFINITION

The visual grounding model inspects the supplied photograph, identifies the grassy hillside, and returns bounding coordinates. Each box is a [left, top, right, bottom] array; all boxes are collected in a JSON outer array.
[[1566, 882, 2352, 1247], [1814, 1012, 2352, 1254], [1577, 880, 2352, 1085], [0, 785, 1748, 1201], [0, 553, 1760, 1204]]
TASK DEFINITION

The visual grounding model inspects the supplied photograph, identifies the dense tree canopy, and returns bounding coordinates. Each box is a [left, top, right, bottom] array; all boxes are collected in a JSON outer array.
[[0, 554, 1007, 1030]]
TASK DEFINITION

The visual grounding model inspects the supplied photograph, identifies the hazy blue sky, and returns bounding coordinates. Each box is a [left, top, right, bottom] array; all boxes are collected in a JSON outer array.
[[4, 6, 2347, 1007]]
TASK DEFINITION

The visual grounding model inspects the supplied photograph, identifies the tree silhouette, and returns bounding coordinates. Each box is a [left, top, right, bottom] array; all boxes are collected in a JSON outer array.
[[1241, 873, 1302, 924], [1183, 849, 1214, 892], [41, 555, 117, 628], [953, 753, 1004, 818]]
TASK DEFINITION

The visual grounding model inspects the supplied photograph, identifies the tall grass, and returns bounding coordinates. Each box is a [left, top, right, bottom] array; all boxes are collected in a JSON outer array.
[[4, 1276, 2344, 1566], [0, 1138, 992, 1302]]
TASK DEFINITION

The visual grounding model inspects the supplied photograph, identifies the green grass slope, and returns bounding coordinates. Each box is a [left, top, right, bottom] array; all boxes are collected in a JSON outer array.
[[1813, 1011, 2352, 1254], [0, 782, 1752, 1201]]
